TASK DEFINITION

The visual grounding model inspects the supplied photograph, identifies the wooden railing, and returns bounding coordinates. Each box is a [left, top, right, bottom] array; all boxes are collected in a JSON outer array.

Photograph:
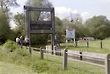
[[32, 47, 110, 74]]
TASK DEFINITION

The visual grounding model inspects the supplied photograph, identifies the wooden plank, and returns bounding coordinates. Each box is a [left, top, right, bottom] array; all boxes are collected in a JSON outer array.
[[30, 30, 53, 34], [24, 6, 54, 11], [63, 49, 68, 70], [30, 27, 52, 30], [25, 9, 32, 54], [51, 8, 55, 54], [30, 21, 52, 30], [31, 21, 52, 25]]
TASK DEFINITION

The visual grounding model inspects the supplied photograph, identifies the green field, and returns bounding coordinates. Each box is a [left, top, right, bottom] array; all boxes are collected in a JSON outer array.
[[60, 38, 110, 54]]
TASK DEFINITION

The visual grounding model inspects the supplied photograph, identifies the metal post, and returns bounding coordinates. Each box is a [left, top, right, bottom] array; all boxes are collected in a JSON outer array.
[[87, 40, 89, 48], [75, 41, 78, 47], [73, 29, 76, 45], [54, 45, 57, 55], [105, 54, 110, 74], [40, 48, 44, 59], [63, 49, 68, 70], [74, 38, 76, 46], [51, 34, 54, 55], [100, 40, 103, 49]]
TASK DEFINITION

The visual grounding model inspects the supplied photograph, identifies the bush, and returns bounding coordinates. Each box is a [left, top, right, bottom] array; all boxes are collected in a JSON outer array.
[[2, 40, 30, 63], [8, 50, 29, 63], [15, 48, 29, 57], [3, 40, 19, 52]]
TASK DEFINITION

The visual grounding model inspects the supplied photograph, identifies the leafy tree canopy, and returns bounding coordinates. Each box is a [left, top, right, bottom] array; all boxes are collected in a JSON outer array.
[[85, 15, 110, 39]]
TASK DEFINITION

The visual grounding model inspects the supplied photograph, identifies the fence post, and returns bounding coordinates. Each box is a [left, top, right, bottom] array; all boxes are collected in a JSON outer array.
[[40, 48, 44, 59], [79, 51, 83, 60], [100, 40, 103, 48], [75, 41, 78, 47], [105, 54, 110, 74], [87, 40, 89, 48], [63, 49, 68, 70]]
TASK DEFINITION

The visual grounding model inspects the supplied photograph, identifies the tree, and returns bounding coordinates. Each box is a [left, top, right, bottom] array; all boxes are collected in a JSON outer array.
[[0, 0, 19, 12], [0, 0, 19, 44], [26, 0, 52, 7], [55, 17, 64, 42], [69, 16, 84, 40], [62, 17, 85, 41], [0, 0, 19, 20], [55, 17, 63, 33], [0, 10, 11, 44], [85, 15, 110, 40], [14, 13, 25, 36]]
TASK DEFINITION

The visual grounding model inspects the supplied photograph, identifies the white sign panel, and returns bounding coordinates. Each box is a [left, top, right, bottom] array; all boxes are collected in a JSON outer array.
[[66, 29, 75, 39]]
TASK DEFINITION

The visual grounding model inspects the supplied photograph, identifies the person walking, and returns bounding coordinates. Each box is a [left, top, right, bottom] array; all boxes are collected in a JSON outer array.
[[24, 36, 29, 49], [20, 36, 23, 48], [16, 36, 20, 46]]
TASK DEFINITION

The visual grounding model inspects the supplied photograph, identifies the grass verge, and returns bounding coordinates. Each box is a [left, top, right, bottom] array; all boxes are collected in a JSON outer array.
[[0, 40, 105, 74]]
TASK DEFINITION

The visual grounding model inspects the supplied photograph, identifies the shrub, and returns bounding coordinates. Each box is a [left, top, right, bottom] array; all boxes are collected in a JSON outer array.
[[3, 40, 19, 52], [15, 48, 29, 57]]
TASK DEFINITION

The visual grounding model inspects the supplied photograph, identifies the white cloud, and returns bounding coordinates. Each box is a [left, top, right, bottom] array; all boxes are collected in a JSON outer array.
[[55, 6, 79, 19], [81, 12, 92, 21], [99, 0, 110, 3], [55, 6, 92, 21]]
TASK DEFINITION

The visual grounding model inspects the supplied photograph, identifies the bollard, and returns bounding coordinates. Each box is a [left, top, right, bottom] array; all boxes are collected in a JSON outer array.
[[29, 45, 32, 55], [100, 40, 103, 49], [105, 54, 110, 74], [40, 48, 44, 59], [75, 41, 78, 47], [51, 48, 54, 55], [87, 41, 89, 48], [79, 51, 83, 60], [63, 49, 68, 70], [54, 45, 57, 55]]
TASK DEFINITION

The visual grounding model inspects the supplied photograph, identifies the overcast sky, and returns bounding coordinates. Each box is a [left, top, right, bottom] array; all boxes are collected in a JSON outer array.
[[10, 0, 110, 27], [49, 0, 110, 21]]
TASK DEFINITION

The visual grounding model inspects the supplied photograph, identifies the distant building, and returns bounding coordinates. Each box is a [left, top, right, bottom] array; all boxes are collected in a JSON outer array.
[[83, 37, 95, 41], [79, 37, 95, 41]]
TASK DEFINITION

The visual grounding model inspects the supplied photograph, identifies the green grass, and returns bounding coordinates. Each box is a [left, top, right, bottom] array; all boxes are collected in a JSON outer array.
[[0, 50, 105, 74], [0, 40, 105, 74], [0, 62, 36, 74], [41, 53, 104, 74], [60, 39, 110, 54]]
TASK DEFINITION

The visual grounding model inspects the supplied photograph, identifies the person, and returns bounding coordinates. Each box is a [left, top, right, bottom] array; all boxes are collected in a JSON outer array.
[[24, 36, 29, 49], [16, 36, 20, 46], [20, 36, 23, 48]]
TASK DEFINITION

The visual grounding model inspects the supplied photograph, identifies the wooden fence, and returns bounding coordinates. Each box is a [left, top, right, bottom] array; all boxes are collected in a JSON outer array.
[[33, 47, 110, 74]]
